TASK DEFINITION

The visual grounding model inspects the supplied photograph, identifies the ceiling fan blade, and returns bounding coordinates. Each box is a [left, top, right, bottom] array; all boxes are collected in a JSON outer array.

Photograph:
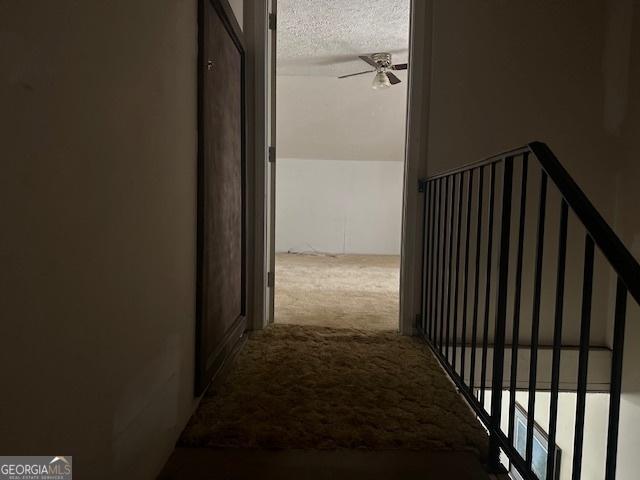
[[386, 72, 402, 85], [391, 63, 408, 70], [358, 55, 378, 68], [337, 69, 375, 79], [313, 49, 408, 66]]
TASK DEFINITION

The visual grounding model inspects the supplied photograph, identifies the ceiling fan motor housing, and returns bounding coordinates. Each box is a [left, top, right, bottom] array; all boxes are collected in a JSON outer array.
[[371, 52, 392, 70]]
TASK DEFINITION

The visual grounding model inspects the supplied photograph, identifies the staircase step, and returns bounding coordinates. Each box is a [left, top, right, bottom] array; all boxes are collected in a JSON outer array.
[[158, 448, 490, 480]]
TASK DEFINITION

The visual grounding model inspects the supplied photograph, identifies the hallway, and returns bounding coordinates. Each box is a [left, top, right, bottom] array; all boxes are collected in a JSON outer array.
[[9, 2, 640, 479], [158, 256, 493, 478], [160, 324, 489, 478]]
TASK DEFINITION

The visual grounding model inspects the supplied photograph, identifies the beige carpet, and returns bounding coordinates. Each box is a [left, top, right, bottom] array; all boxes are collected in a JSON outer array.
[[179, 325, 488, 459], [274, 253, 399, 330]]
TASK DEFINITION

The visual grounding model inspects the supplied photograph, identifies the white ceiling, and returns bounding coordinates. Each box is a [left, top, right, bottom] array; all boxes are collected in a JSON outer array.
[[277, 0, 410, 76]]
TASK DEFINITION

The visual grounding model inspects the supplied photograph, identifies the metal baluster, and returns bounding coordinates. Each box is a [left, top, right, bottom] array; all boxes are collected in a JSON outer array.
[[461, 170, 474, 384], [431, 179, 442, 342], [452, 173, 464, 373], [470, 166, 485, 399], [605, 277, 628, 480], [572, 235, 595, 480], [420, 181, 430, 332], [427, 181, 437, 341], [526, 172, 547, 467], [508, 153, 528, 445], [424, 182, 435, 336], [488, 156, 514, 471], [440, 176, 450, 352], [546, 200, 568, 480], [446, 174, 457, 362], [480, 162, 496, 407]]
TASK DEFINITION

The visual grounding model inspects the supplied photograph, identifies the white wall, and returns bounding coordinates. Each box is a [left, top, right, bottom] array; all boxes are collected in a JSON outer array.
[[276, 158, 404, 255], [228, 0, 243, 29], [275, 72, 407, 256], [0, 1, 199, 479], [276, 75, 407, 162], [483, 390, 609, 479]]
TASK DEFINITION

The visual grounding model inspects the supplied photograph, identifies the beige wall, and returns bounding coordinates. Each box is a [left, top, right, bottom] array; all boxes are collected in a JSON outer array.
[[426, 1, 611, 215], [0, 1, 198, 479], [612, 2, 640, 258], [277, 75, 408, 161], [610, 2, 640, 478], [424, 0, 628, 348], [423, 1, 640, 476], [229, 0, 243, 30]]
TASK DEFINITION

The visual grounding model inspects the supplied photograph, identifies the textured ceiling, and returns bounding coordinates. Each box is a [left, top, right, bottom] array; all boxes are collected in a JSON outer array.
[[277, 0, 410, 76]]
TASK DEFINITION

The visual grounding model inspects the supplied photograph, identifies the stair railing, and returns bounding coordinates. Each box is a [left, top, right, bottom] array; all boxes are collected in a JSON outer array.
[[418, 142, 640, 479]]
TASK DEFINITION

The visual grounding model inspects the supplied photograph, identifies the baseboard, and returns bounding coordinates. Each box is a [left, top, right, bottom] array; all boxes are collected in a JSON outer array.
[[195, 315, 247, 395], [203, 327, 248, 397]]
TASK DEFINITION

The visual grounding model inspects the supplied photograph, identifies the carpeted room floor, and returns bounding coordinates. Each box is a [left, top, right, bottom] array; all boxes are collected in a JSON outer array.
[[274, 253, 400, 330]]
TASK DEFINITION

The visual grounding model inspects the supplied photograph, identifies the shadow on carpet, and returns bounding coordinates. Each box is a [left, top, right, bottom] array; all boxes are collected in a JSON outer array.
[[179, 325, 488, 460]]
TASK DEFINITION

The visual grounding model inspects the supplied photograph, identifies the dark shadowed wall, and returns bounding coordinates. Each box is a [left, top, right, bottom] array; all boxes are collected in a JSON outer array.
[[0, 1, 201, 478]]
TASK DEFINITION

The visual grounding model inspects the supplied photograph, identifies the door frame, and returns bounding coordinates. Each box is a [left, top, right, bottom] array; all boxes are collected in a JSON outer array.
[[266, 0, 277, 325], [245, 0, 434, 334], [398, 0, 433, 335]]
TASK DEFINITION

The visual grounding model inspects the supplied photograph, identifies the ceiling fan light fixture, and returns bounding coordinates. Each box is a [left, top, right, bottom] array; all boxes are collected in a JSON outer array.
[[371, 71, 391, 90]]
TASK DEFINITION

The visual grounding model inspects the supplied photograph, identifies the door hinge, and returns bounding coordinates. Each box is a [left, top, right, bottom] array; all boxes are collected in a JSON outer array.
[[269, 12, 276, 30], [267, 271, 275, 288], [418, 178, 427, 193], [268, 145, 276, 163]]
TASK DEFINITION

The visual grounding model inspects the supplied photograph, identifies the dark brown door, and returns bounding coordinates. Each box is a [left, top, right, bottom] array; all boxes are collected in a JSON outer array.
[[195, 0, 246, 395]]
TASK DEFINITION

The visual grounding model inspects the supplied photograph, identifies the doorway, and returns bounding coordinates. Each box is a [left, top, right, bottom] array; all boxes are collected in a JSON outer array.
[[271, 0, 411, 332]]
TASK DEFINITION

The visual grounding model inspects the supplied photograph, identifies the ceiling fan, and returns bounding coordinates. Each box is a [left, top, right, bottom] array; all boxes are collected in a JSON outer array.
[[337, 53, 408, 90]]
